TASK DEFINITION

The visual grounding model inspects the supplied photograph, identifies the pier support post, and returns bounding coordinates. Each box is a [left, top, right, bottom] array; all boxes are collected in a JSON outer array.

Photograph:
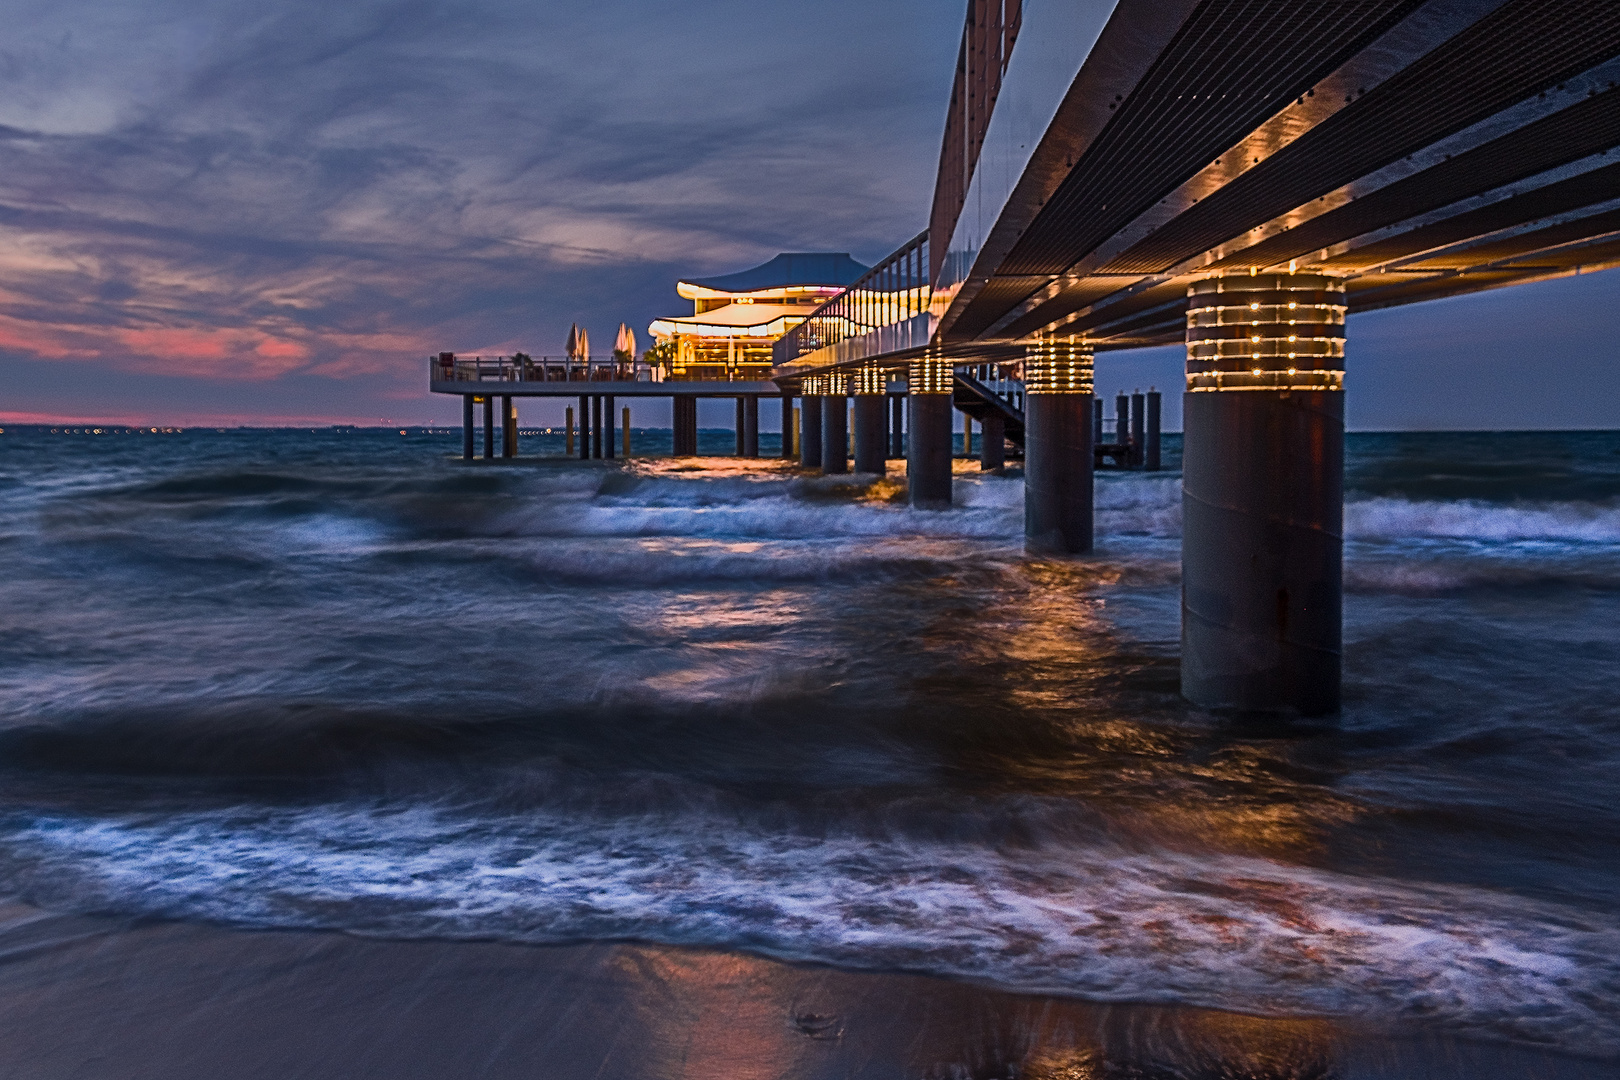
[[603, 395, 615, 459], [907, 357, 954, 509], [623, 406, 631, 457], [1115, 394, 1128, 463], [483, 395, 494, 460], [799, 378, 823, 469], [820, 373, 849, 474], [742, 397, 759, 457], [781, 394, 795, 459], [1024, 340, 1094, 553], [578, 395, 590, 460], [980, 414, 1005, 471], [501, 396, 516, 458], [1182, 272, 1345, 715], [672, 395, 698, 457], [462, 395, 474, 460], [1093, 397, 1103, 447], [852, 364, 887, 474], [1146, 390, 1161, 471], [566, 406, 575, 456], [890, 394, 905, 458], [1130, 391, 1145, 468], [591, 396, 602, 459]]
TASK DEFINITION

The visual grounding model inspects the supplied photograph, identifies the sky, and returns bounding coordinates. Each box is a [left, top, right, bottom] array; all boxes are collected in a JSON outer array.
[[1, 0, 1616, 431]]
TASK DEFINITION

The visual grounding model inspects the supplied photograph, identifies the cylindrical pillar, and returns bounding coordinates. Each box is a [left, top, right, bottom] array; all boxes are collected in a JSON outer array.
[[1024, 339, 1094, 553], [742, 396, 759, 457], [1092, 396, 1103, 445], [591, 395, 603, 459], [1130, 391, 1145, 467], [1181, 272, 1346, 715], [566, 406, 575, 456], [622, 406, 631, 457], [672, 395, 698, 456], [735, 398, 746, 456], [961, 411, 972, 457], [781, 394, 795, 459], [462, 395, 474, 460], [578, 395, 590, 460], [852, 364, 887, 474], [980, 414, 1005, 471], [890, 394, 905, 458], [1146, 390, 1162, 471], [482, 395, 494, 460], [820, 372, 849, 474], [502, 396, 516, 458], [907, 356, 954, 509], [603, 395, 615, 459], [799, 377, 823, 469], [1115, 394, 1128, 454]]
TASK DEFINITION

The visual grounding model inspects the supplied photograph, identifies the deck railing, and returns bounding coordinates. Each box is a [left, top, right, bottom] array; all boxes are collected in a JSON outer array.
[[772, 231, 929, 367], [431, 355, 661, 383]]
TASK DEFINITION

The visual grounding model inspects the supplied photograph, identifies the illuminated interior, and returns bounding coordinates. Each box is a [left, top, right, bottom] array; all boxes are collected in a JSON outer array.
[[648, 253, 869, 381]]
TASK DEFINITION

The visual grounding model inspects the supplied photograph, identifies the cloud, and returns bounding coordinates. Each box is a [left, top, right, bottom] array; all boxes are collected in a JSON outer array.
[[0, 0, 959, 413]]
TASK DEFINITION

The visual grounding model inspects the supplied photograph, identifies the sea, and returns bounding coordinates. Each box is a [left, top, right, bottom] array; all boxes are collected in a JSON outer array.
[[1, 425, 1617, 1064]]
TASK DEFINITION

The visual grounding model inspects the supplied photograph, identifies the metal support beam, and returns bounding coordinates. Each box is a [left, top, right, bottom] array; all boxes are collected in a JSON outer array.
[[1130, 392, 1145, 468], [672, 395, 698, 457], [1024, 341, 1094, 553], [907, 357, 954, 509], [781, 394, 795, 459], [462, 395, 474, 460], [578, 395, 590, 460], [852, 364, 886, 474], [799, 379, 823, 469], [1181, 273, 1345, 715], [980, 414, 1005, 470], [501, 396, 515, 458], [604, 395, 615, 459], [820, 372, 849, 475], [483, 396, 494, 460], [1145, 391, 1161, 471], [591, 396, 603, 459]]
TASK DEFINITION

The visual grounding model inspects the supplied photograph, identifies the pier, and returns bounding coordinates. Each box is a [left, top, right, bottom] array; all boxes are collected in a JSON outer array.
[[431, 0, 1620, 715]]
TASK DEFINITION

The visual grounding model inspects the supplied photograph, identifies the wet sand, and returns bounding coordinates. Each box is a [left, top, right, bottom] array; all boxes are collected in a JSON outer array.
[[0, 902, 1607, 1080]]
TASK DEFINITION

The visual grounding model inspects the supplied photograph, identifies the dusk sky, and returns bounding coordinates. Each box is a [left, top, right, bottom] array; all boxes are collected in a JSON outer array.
[[3, 0, 1617, 430]]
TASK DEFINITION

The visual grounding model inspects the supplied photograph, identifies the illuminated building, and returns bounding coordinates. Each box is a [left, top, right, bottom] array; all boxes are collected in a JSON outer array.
[[648, 253, 869, 381]]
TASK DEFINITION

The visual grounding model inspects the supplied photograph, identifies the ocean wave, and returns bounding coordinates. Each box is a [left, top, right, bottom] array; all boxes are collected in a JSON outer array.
[[1346, 497, 1620, 544], [5, 804, 1617, 1058]]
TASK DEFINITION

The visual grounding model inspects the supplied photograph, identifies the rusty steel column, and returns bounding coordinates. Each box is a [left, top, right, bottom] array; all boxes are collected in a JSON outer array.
[[1182, 272, 1346, 716], [907, 355, 953, 509], [1023, 339, 1094, 553], [852, 364, 887, 474]]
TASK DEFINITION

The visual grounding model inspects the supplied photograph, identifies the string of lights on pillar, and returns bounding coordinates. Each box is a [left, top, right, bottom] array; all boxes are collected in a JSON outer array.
[[822, 370, 849, 396], [853, 362, 886, 396], [1185, 272, 1346, 392], [1024, 338, 1094, 395], [908, 352, 953, 395]]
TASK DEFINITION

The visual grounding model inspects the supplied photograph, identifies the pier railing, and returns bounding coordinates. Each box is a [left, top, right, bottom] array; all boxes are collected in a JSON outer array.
[[772, 231, 930, 367], [432, 354, 661, 383]]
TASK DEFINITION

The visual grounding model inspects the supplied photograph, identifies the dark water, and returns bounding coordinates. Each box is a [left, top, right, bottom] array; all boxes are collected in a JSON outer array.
[[1, 426, 1618, 1061]]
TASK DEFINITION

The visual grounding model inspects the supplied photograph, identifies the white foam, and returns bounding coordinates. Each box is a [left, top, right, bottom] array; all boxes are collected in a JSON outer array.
[[1346, 498, 1620, 544], [9, 805, 1619, 1056]]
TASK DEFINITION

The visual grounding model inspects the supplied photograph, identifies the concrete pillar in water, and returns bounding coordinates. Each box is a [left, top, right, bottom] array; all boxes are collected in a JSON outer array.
[[781, 394, 795, 459], [622, 406, 631, 457], [742, 396, 759, 457], [578, 395, 590, 460], [501, 396, 516, 458], [1130, 391, 1146, 468], [799, 376, 823, 469], [820, 371, 849, 475], [890, 394, 904, 458], [672, 395, 698, 457], [462, 395, 474, 460], [980, 414, 1005, 470], [1024, 339, 1094, 554], [734, 398, 745, 456], [1092, 396, 1103, 446], [907, 356, 954, 509], [591, 396, 603, 459], [1181, 272, 1345, 715], [603, 395, 615, 459], [851, 364, 887, 475], [1115, 393, 1128, 458], [565, 406, 575, 456], [1146, 390, 1162, 471], [483, 395, 494, 460]]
